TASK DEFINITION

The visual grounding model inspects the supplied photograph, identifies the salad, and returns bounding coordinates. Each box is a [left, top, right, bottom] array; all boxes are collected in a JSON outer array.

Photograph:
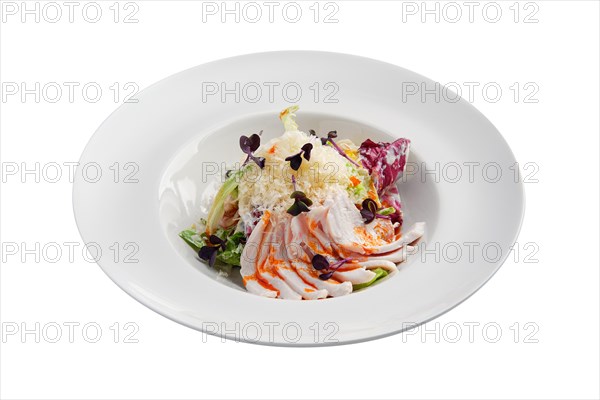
[[180, 106, 425, 300]]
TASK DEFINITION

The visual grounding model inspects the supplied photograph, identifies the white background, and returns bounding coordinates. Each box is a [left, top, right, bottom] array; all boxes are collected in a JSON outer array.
[[1, 1, 599, 399]]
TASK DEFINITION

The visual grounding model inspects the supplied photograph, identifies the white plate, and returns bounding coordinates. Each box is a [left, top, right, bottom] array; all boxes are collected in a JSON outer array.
[[73, 51, 524, 346]]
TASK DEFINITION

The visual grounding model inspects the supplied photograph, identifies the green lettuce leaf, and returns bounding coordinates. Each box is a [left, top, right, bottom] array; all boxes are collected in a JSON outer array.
[[217, 231, 245, 266], [179, 229, 204, 252], [205, 173, 240, 235], [377, 207, 396, 216], [179, 226, 245, 270]]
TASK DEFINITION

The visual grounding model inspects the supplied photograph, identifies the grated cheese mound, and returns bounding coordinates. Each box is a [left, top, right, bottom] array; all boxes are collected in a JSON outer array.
[[237, 129, 371, 224]]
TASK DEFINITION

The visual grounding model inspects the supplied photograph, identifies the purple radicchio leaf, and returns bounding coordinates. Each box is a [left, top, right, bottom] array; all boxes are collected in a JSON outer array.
[[358, 138, 410, 192], [359, 138, 410, 225], [379, 185, 403, 226]]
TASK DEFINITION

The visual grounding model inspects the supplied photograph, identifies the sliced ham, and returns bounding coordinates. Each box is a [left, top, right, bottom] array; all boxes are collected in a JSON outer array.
[[241, 191, 424, 300], [285, 218, 353, 297], [240, 214, 279, 298], [274, 218, 328, 300], [333, 267, 377, 285]]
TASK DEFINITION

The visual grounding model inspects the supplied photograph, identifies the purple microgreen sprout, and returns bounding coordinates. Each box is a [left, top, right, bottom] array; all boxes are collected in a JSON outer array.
[[287, 176, 313, 216], [311, 254, 352, 280], [320, 130, 338, 145], [318, 271, 336, 281], [313, 129, 362, 168], [239, 132, 265, 169], [285, 154, 302, 171], [301, 143, 313, 161], [360, 198, 396, 224], [198, 235, 226, 267], [311, 254, 329, 270], [284, 143, 313, 171], [360, 198, 378, 223], [287, 190, 313, 216]]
